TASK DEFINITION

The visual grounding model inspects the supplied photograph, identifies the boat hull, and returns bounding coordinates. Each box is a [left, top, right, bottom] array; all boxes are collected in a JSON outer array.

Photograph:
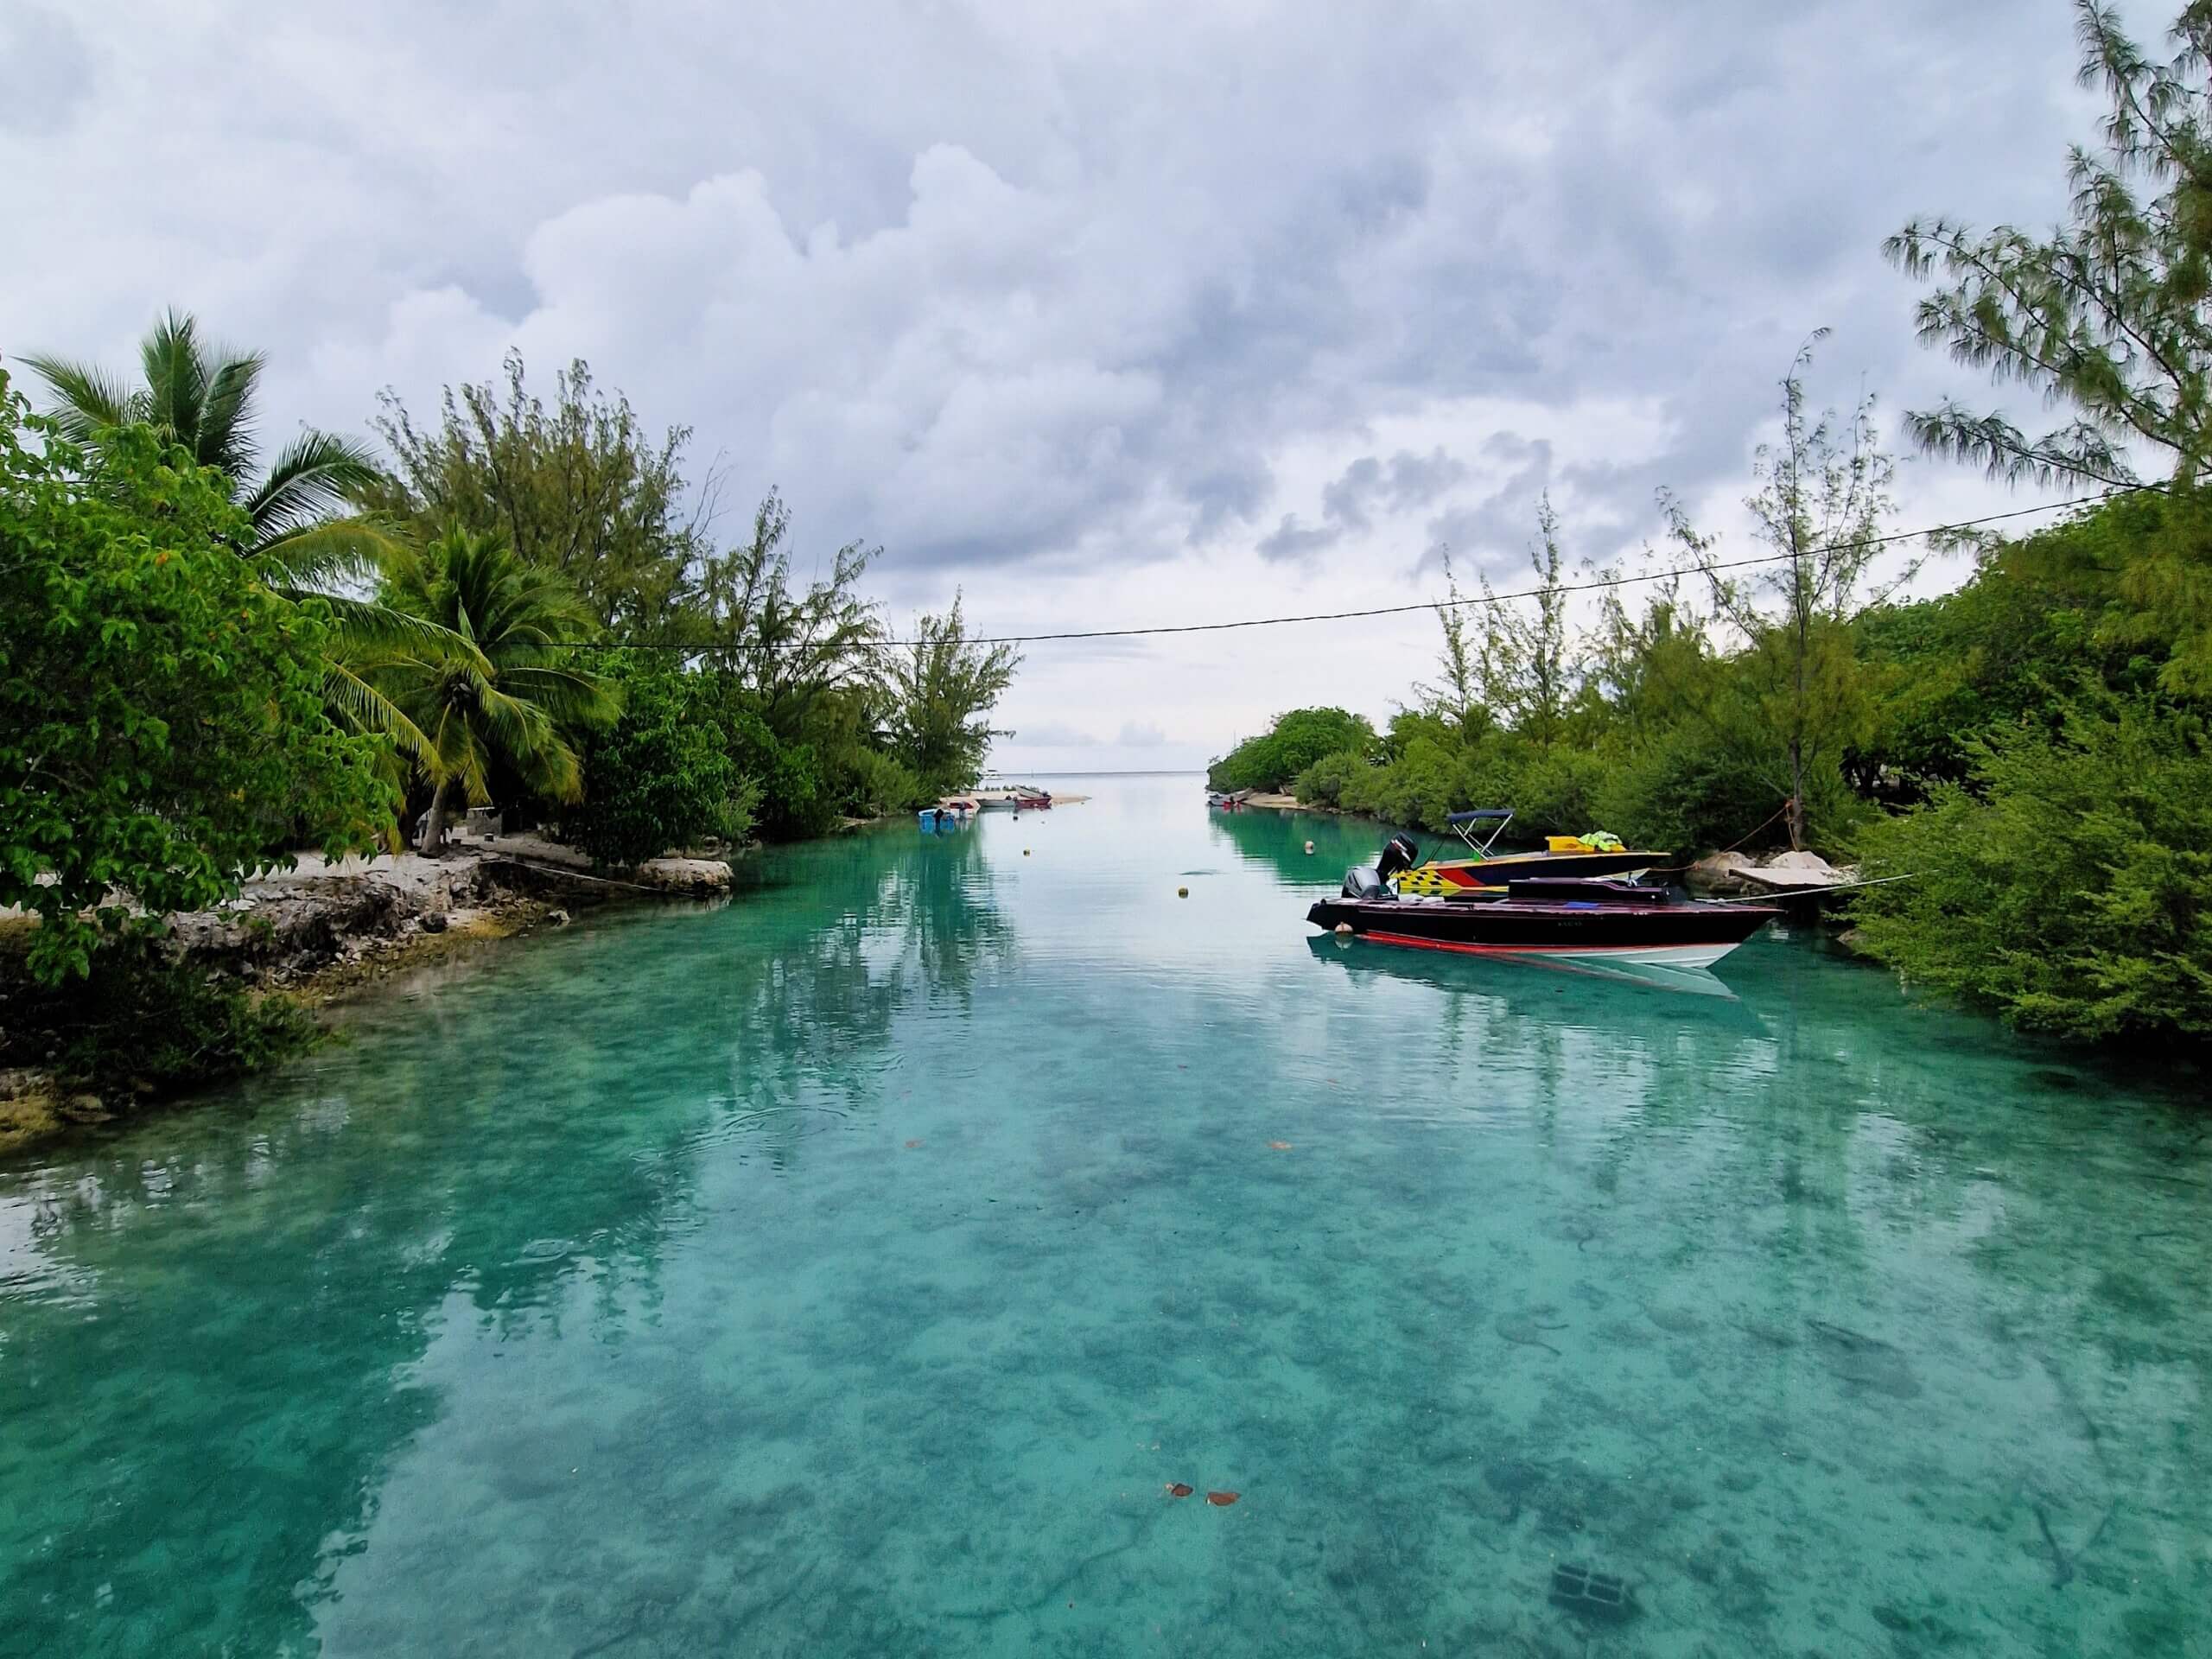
[[1306, 895, 1777, 968], [1396, 849, 1662, 892]]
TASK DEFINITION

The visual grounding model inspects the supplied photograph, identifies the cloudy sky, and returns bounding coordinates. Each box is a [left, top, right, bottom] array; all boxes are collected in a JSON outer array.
[[1, 1, 2127, 772]]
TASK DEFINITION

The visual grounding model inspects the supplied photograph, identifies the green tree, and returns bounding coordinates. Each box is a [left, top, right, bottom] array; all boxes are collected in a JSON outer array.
[[874, 596, 1021, 796], [22, 309, 392, 572], [1209, 707, 1378, 791], [1886, 0, 2212, 690], [1669, 339, 1899, 848], [0, 373, 392, 982], [22, 308, 452, 763], [696, 492, 883, 723], [367, 353, 715, 640], [368, 526, 620, 852], [686, 493, 892, 840], [563, 661, 756, 868], [1423, 497, 1579, 745]]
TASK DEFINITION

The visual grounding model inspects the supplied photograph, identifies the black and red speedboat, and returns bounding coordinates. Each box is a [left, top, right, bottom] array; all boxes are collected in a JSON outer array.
[[1307, 836, 1779, 971]]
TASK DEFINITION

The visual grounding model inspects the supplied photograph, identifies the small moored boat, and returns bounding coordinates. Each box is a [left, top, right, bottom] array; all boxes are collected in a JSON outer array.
[[1393, 809, 1666, 892], [1308, 836, 1777, 970]]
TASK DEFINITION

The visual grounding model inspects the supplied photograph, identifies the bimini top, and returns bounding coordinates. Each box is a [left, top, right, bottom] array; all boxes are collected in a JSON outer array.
[[1445, 809, 1513, 824]]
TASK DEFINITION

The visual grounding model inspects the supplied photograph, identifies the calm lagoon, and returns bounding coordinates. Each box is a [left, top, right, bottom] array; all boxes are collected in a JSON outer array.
[[1, 776, 2205, 1656]]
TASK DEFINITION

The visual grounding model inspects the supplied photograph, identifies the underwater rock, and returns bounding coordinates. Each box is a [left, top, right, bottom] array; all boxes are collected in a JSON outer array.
[[1806, 1319, 1921, 1400]]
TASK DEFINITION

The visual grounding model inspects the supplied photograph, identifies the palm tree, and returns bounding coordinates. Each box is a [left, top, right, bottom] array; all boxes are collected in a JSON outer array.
[[22, 309, 455, 761], [368, 525, 621, 852]]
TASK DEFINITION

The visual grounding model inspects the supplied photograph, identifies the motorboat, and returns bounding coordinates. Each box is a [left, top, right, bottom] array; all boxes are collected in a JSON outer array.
[[976, 786, 1052, 811], [1307, 836, 1777, 970], [1390, 809, 1667, 893]]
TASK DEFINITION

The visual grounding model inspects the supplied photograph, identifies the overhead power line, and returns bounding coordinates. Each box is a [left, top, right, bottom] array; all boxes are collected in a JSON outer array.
[[553, 482, 2157, 652]]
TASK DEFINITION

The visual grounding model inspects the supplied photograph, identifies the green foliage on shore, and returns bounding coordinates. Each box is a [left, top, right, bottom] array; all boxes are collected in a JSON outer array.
[[0, 372, 393, 984], [1208, 707, 1377, 791], [367, 369, 1024, 846], [564, 661, 757, 868], [1850, 0, 2212, 1040], [1852, 701, 2212, 1039], [0, 941, 322, 1098], [369, 524, 621, 850], [365, 353, 711, 639]]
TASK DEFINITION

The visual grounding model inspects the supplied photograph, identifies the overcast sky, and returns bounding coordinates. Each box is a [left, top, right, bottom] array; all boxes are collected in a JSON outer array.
[[1, 1, 2130, 772]]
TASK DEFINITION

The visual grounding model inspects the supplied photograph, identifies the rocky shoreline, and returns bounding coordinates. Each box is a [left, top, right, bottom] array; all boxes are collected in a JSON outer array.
[[0, 835, 733, 1154]]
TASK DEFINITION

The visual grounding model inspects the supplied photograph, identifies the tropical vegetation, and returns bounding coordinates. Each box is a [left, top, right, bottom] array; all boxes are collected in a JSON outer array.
[[1222, 1, 2212, 1045], [0, 333, 1022, 1096]]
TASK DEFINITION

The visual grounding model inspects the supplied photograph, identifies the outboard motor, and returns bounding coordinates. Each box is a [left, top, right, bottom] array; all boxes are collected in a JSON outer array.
[[1376, 834, 1420, 880], [1340, 866, 1391, 900]]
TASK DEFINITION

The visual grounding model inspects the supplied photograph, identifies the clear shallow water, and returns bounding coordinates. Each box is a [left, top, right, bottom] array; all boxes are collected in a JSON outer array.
[[2, 777, 2207, 1658]]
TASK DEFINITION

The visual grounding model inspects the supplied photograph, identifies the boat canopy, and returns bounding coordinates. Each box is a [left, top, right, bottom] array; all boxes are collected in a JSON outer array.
[[1446, 807, 1514, 854]]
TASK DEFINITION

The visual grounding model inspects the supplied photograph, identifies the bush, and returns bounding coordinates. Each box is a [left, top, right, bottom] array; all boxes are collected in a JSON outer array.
[[1851, 700, 2212, 1041], [1210, 707, 1378, 791], [1509, 744, 1611, 839], [566, 664, 752, 867], [1581, 721, 1871, 856], [842, 747, 931, 816], [0, 942, 321, 1098], [1289, 748, 1370, 807], [0, 380, 393, 982]]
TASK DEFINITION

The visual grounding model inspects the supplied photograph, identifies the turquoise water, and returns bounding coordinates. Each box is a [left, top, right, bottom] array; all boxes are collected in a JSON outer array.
[[2, 776, 2207, 1657]]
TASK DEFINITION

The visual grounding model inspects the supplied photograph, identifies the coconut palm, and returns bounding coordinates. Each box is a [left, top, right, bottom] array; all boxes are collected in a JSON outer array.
[[368, 525, 621, 852], [22, 309, 459, 760]]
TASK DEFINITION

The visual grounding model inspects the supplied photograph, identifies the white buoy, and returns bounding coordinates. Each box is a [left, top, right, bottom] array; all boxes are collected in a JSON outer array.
[[1334, 922, 1353, 936], [1305, 840, 1315, 855]]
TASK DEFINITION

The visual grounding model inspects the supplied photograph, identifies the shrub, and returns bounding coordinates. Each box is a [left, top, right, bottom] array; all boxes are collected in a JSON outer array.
[[1852, 700, 2212, 1041], [1210, 708, 1378, 791], [842, 747, 931, 816], [566, 664, 750, 867], [1289, 748, 1370, 807], [0, 942, 321, 1098]]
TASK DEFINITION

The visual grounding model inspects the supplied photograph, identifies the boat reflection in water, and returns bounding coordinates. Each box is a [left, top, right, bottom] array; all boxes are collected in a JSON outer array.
[[1305, 930, 1766, 1010]]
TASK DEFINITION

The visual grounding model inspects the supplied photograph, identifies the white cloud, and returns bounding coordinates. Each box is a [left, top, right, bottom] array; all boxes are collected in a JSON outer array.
[[0, 0, 2108, 769]]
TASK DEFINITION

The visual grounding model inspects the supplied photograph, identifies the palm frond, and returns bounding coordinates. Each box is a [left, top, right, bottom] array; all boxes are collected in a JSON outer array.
[[17, 353, 139, 444], [495, 659, 625, 729], [308, 591, 496, 675], [198, 352, 265, 481], [321, 660, 437, 762], [139, 309, 213, 462], [255, 512, 414, 590], [244, 429, 389, 542], [476, 684, 584, 801]]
